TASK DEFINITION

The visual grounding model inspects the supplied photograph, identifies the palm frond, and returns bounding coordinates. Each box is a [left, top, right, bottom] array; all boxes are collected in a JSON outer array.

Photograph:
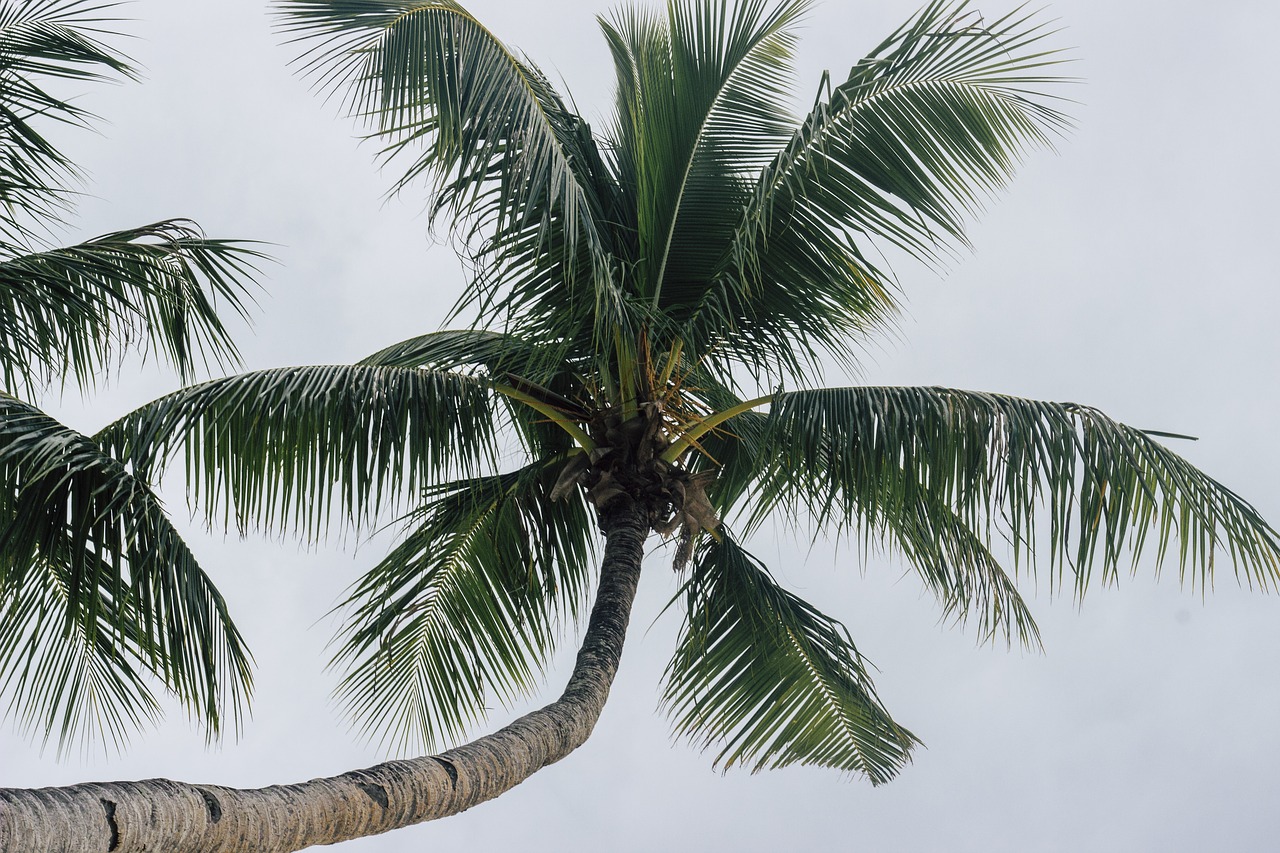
[[0, 394, 253, 742], [330, 460, 595, 753], [0, 221, 263, 394], [601, 0, 806, 305], [359, 327, 575, 387], [888, 485, 1040, 647], [95, 364, 503, 541], [360, 328, 534, 370], [685, 379, 1039, 646], [360, 329, 592, 457], [0, 553, 161, 757], [0, 0, 135, 232], [277, 0, 619, 340], [662, 532, 918, 782], [749, 386, 1280, 597], [699, 0, 1070, 379]]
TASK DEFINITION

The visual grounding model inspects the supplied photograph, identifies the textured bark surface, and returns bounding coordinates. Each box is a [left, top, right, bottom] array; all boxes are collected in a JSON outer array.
[[0, 498, 649, 853]]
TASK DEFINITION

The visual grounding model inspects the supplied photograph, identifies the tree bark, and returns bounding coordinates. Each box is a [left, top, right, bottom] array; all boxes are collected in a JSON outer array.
[[0, 497, 649, 852]]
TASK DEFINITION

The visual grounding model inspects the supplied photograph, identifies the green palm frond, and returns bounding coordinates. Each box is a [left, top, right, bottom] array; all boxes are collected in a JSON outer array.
[[0, 0, 134, 232], [359, 327, 576, 388], [96, 364, 502, 540], [331, 461, 595, 752], [663, 533, 918, 782], [0, 3, 266, 755], [277, 0, 618, 338], [360, 329, 592, 457], [0, 395, 253, 743], [686, 380, 1038, 646], [748, 386, 1280, 596], [697, 0, 1069, 379], [780, 0, 1071, 253], [360, 328, 535, 371], [889, 486, 1040, 647], [601, 0, 806, 305], [0, 221, 262, 394], [0, 555, 161, 757]]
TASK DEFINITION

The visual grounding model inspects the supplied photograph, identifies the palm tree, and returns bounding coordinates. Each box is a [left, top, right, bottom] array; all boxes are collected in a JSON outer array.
[[3, 0, 1278, 851]]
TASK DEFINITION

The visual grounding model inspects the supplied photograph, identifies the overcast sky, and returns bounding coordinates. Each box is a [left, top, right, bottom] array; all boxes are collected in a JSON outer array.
[[5, 1, 1280, 851]]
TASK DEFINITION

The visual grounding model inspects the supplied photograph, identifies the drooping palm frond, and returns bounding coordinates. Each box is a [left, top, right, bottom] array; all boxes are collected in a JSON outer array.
[[96, 364, 504, 541], [0, 3, 268, 756], [0, 221, 262, 394], [665, 371, 1034, 645], [746, 386, 1280, 598], [277, 0, 619, 340], [663, 532, 918, 783], [0, 554, 161, 756], [0, 395, 253, 743], [887, 485, 1040, 647], [693, 0, 1069, 380], [0, 0, 135, 232], [678, 377, 1039, 646], [331, 461, 595, 752], [601, 0, 806, 305]]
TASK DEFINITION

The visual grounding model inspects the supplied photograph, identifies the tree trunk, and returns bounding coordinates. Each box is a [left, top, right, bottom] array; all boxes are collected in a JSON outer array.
[[0, 497, 649, 852]]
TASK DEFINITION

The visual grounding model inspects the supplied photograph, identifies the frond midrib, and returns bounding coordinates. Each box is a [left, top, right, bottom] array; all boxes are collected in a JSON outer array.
[[649, 34, 782, 308]]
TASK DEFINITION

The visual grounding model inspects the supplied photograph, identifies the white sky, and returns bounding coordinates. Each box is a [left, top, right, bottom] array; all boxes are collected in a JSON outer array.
[[5, 1, 1280, 851]]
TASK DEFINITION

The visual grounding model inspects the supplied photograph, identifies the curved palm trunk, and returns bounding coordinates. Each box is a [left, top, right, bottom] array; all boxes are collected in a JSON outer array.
[[0, 498, 649, 853]]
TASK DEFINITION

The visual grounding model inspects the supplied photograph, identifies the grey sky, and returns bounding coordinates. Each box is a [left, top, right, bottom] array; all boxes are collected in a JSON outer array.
[[5, 1, 1280, 851]]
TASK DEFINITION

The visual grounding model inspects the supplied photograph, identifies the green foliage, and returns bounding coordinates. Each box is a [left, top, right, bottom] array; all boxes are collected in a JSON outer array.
[[601, 0, 807, 305], [0, 2, 263, 394], [97, 364, 504, 540], [0, 221, 262, 395], [664, 533, 918, 781], [277, 0, 621, 348], [5, 0, 1268, 789], [0, 396, 252, 753], [330, 462, 595, 751], [0, 1, 262, 751], [750, 388, 1280, 598], [255, 0, 1280, 786], [0, 0, 134, 235], [673, 0, 1072, 381]]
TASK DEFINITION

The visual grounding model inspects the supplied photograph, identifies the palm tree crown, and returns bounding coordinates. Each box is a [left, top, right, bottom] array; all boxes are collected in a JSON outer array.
[[91, 0, 1277, 784], [3, 2, 1278, 848]]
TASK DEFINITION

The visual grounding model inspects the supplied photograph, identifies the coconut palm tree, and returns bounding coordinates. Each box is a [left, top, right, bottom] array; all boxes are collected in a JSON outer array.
[[3, 0, 1278, 851]]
